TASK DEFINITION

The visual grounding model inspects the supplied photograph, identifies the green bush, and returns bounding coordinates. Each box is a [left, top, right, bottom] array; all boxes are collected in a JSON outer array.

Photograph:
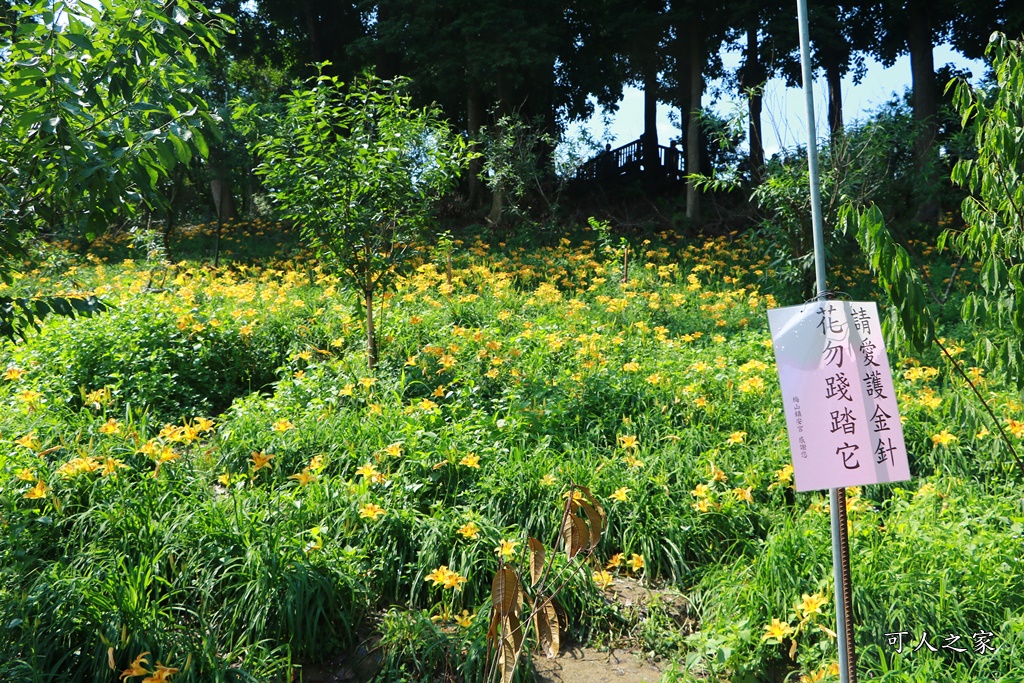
[[25, 295, 291, 422]]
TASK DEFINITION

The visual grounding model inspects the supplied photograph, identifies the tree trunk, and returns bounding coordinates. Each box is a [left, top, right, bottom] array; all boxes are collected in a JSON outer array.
[[685, 22, 703, 223], [364, 288, 377, 370], [466, 81, 485, 208], [210, 174, 236, 223], [825, 59, 844, 142], [642, 57, 660, 184], [301, 0, 324, 63], [907, 0, 939, 223], [746, 27, 764, 182]]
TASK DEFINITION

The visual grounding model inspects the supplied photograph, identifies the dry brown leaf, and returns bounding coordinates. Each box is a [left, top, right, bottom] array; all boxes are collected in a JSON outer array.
[[578, 500, 603, 549], [579, 485, 607, 524], [528, 537, 545, 587], [486, 608, 500, 651], [553, 597, 568, 631], [498, 614, 524, 683], [533, 597, 561, 658], [788, 636, 798, 660], [492, 568, 520, 618], [562, 514, 588, 559]]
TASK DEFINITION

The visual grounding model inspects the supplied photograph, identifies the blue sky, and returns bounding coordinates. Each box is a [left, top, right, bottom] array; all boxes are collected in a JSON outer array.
[[569, 44, 988, 157]]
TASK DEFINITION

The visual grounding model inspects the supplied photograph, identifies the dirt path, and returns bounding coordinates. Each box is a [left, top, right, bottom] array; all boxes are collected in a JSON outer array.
[[296, 578, 694, 683], [532, 645, 665, 683], [531, 577, 692, 683]]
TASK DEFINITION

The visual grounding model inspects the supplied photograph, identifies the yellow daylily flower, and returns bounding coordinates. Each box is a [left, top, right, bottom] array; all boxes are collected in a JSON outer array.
[[120, 651, 151, 679], [457, 521, 480, 539], [250, 451, 274, 470], [762, 618, 794, 641], [495, 538, 519, 559], [359, 503, 386, 520], [24, 479, 49, 499]]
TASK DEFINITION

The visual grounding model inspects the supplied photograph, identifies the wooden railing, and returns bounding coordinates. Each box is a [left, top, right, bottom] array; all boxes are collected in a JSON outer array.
[[574, 138, 685, 184]]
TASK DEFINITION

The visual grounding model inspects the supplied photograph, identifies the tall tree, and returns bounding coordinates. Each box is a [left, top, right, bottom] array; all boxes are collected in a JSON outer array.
[[733, 0, 798, 181], [0, 0, 228, 335], [869, 0, 956, 222], [666, 0, 729, 222], [616, 0, 668, 183], [809, 1, 871, 142]]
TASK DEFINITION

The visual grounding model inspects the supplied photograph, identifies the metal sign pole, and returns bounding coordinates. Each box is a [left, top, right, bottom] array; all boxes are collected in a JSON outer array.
[[795, 1, 855, 681]]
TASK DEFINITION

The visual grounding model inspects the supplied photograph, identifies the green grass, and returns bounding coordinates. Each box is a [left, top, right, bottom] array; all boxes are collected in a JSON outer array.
[[0, 221, 1021, 682]]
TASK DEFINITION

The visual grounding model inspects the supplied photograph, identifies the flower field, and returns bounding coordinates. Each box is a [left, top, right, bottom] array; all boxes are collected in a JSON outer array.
[[1, 222, 1022, 682]]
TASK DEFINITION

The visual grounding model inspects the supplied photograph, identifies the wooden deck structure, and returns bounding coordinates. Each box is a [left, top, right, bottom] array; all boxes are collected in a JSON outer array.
[[573, 137, 686, 186]]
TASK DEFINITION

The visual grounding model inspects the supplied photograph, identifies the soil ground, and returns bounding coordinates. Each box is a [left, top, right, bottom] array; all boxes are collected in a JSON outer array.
[[296, 577, 695, 683]]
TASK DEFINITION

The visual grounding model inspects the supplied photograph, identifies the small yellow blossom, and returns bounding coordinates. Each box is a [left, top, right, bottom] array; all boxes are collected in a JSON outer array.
[[424, 565, 467, 590], [17, 389, 42, 405], [623, 455, 645, 469], [272, 419, 295, 433], [457, 521, 480, 539], [622, 362, 641, 372], [355, 463, 379, 479], [617, 434, 638, 450], [709, 462, 728, 482], [495, 538, 519, 559], [24, 479, 49, 499], [593, 570, 614, 590], [289, 468, 317, 486], [693, 498, 715, 513], [629, 553, 644, 572], [762, 618, 794, 641], [384, 442, 403, 458], [459, 453, 480, 468], [141, 663, 178, 683], [727, 431, 747, 445], [120, 651, 151, 679], [795, 592, 828, 621], [931, 430, 957, 448], [359, 377, 377, 390], [250, 451, 274, 470], [101, 457, 128, 476], [540, 473, 557, 486], [732, 486, 754, 503], [606, 552, 625, 569], [57, 456, 101, 478], [800, 663, 840, 683], [610, 486, 630, 502], [359, 503, 386, 520], [15, 467, 36, 482], [217, 473, 231, 486], [455, 610, 474, 627], [3, 367, 27, 381], [98, 418, 121, 435], [15, 432, 40, 450]]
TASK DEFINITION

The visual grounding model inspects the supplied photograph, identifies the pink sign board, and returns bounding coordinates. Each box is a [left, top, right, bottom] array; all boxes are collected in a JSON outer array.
[[767, 301, 911, 492]]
